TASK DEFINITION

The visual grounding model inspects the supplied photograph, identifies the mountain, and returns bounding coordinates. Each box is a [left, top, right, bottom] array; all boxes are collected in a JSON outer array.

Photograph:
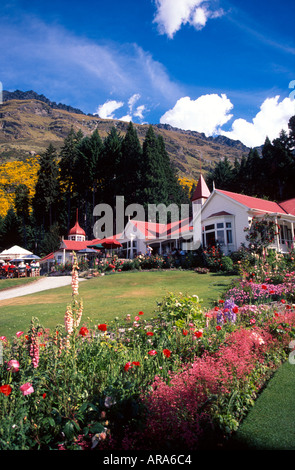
[[0, 90, 250, 180]]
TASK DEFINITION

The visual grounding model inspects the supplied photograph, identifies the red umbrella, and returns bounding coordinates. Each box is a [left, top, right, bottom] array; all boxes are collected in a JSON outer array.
[[100, 239, 122, 249]]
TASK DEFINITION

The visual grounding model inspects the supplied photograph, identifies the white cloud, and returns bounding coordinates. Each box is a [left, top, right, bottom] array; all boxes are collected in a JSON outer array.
[[128, 94, 141, 112], [95, 94, 147, 123], [160, 94, 233, 135], [95, 100, 124, 119], [134, 105, 146, 120], [119, 114, 133, 122], [220, 96, 295, 147], [153, 0, 224, 38]]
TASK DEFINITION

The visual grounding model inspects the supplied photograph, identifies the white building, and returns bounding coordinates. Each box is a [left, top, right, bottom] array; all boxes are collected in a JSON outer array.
[[116, 175, 295, 257]]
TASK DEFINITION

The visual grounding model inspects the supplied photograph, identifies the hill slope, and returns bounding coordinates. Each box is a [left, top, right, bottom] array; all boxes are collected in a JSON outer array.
[[0, 91, 250, 180]]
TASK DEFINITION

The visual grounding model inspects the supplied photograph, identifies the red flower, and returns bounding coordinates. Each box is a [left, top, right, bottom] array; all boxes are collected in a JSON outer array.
[[0, 384, 12, 396], [42, 393, 46, 399], [163, 349, 171, 358], [146, 332, 154, 336], [281, 299, 286, 304], [262, 285, 267, 290], [138, 311, 144, 315], [182, 329, 188, 336], [214, 306, 219, 311], [79, 327, 89, 336], [124, 362, 132, 372], [233, 306, 239, 314], [218, 300, 224, 304], [148, 350, 157, 356], [98, 324, 107, 331], [216, 325, 222, 331], [132, 361, 140, 366], [250, 318, 256, 325], [194, 330, 203, 338]]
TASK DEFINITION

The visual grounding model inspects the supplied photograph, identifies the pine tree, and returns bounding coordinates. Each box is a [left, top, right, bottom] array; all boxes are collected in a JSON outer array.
[[0, 208, 22, 249], [58, 127, 80, 231], [101, 126, 123, 207], [206, 157, 234, 191], [119, 122, 142, 206], [139, 125, 168, 209], [32, 144, 60, 230]]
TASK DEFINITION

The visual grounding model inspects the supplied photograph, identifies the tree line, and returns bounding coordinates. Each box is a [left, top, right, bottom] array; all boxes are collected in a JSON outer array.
[[206, 115, 295, 202], [0, 123, 189, 256]]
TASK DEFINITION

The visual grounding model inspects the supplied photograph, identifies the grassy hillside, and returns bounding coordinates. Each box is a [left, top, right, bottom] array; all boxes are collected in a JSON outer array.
[[0, 96, 249, 180]]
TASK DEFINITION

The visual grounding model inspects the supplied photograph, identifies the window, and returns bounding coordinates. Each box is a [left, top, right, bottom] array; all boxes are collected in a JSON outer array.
[[217, 230, 225, 245], [203, 220, 234, 248]]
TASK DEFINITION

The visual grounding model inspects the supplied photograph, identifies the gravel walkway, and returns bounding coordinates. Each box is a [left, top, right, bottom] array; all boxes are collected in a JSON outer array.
[[0, 276, 85, 301]]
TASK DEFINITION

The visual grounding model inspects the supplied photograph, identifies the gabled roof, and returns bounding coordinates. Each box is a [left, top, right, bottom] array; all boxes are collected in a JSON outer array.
[[216, 190, 290, 215], [191, 174, 210, 202], [279, 198, 295, 216], [122, 218, 193, 241]]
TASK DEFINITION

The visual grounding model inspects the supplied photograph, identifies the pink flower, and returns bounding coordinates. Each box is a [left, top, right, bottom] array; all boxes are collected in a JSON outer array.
[[16, 331, 24, 338], [0, 336, 7, 342], [7, 359, 20, 372], [135, 316, 140, 321], [20, 382, 34, 396]]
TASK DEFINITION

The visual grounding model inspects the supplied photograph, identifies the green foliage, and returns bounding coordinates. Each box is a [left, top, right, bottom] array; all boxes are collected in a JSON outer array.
[[206, 115, 295, 201]]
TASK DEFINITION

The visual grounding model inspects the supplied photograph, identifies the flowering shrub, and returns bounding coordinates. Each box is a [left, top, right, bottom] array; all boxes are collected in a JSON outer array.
[[1, 251, 295, 450]]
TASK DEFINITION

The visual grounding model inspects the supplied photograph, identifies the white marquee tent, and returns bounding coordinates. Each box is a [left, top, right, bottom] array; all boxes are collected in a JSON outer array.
[[0, 245, 33, 261]]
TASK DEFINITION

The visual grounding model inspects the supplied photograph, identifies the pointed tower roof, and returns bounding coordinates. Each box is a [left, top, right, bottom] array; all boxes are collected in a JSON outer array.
[[191, 174, 210, 202], [68, 209, 86, 237]]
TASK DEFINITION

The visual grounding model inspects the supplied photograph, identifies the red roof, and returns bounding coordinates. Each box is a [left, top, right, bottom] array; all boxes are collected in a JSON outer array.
[[217, 190, 290, 215], [192, 174, 210, 202], [39, 252, 55, 262], [68, 209, 86, 236], [61, 240, 93, 250], [127, 218, 193, 240], [279, 198, 295, 216]]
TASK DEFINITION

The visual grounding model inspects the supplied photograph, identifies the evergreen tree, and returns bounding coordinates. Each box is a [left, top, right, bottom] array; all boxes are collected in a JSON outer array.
[[0, 208, 22, 249], [32, 144, 60, 230], [101, 126, 123, 207], [58, 127, 81, 231], [73, 129, 103, 238], [139, 125, 168, 209], [206, 157, 234, 191], [14, 184, 31, 248], [119, 122, 142, 206]]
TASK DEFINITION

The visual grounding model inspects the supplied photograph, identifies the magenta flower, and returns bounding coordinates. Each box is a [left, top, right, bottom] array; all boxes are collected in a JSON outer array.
[[7, 359, 20, 372], [20, 382, 34, 396], [16, 331, 24, 338]]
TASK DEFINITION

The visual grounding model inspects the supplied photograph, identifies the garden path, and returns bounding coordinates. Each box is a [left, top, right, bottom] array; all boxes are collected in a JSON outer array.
[[0, 276, 85, 301]]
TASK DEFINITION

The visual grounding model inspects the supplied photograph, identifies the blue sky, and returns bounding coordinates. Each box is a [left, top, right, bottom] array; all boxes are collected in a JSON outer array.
[[1, 0, 295, 147]]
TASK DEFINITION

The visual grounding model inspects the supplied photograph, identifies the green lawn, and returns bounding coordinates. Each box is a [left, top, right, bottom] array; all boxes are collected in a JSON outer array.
[[0, 270, 236, 339], [0, 277, 42, 291], [231, 360, 295, 450]]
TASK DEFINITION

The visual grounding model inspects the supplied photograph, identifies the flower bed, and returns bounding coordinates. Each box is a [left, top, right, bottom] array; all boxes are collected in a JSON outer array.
[[1, 253, 295, 450]]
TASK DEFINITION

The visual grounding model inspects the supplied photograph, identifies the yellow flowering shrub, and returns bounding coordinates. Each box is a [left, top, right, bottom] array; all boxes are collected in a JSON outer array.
[[0, 156, 40, 217], [178, 177, 198, 195]]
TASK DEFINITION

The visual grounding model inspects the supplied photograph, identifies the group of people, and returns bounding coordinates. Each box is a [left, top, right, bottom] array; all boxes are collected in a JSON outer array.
[[0, 260, 40, 278]]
